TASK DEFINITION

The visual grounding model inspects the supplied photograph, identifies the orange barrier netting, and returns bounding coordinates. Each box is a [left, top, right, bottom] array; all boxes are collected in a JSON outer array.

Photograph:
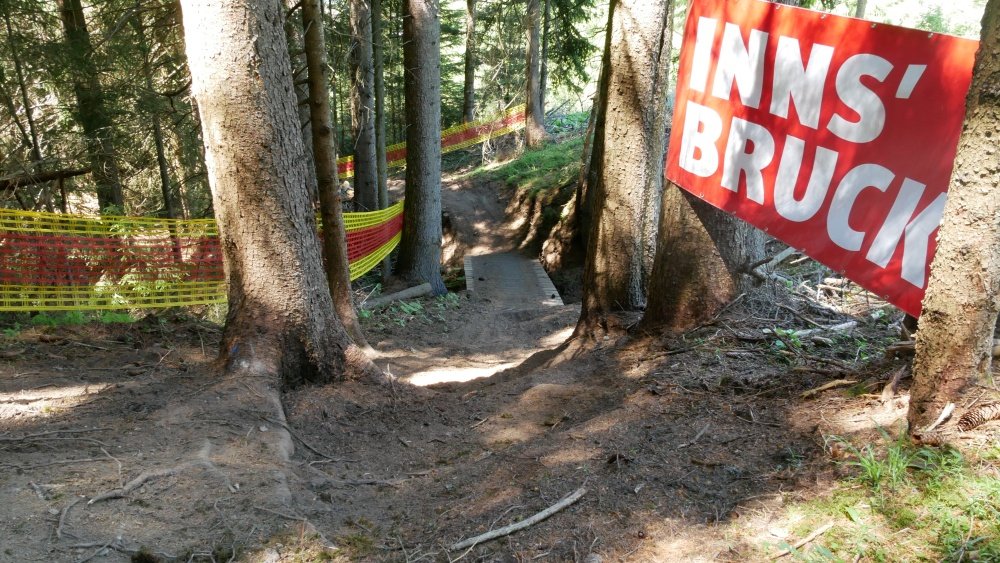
[[0, 202, 404, 312], [338, 104, 527, 178], [1, 104, 526, 312]]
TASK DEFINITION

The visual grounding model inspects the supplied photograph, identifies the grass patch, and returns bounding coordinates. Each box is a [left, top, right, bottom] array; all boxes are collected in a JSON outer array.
[[775, 431, 1000, 561], [464, 135, 584, 198]]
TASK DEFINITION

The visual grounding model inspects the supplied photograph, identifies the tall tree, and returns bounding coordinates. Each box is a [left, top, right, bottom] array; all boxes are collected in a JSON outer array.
[[57, 0, 124, 211], [350, 0, 379, 211], [524, 0, 547, 147], [539, 0, 550, 112], [302, 0, 370, 349], [462, 0, 477, 122], [371, 0, 392, 279], [180, 0, 374, 384], [395, 0, 446, 294], [575, 0, 672, 337], [908, 0, 1000, 430]]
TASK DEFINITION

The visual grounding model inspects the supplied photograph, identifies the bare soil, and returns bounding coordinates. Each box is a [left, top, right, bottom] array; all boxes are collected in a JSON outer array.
[[1, 165, 997, 562]]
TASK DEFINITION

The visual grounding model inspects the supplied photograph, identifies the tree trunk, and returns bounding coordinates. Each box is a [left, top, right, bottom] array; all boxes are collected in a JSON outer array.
[[180, 0, 375, 386], [641, 189, 764, 332], [524, 0, 547, 147], [4, 11, 41, 164], [540, 0, 550, 113], [302, 0, 371, 349], [372, 0, 392, 279], [462, 0, 477, 122], [575, 0, 673, 338], [350, 0, 379, 212], [854, 0, 867, 18], [57, 0, 124, 212], [133, 13, 180, 221], [395, 0, 446, 295], [908, 0, 1000, 430], [284, 0, 319, 200]]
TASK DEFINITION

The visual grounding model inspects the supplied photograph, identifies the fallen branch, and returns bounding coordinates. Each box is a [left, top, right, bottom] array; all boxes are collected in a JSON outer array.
[[56, 498, 82, 540], [800, 379, 857, 399], [772, 522, 834, 558], [88, 458, 234, 505], [677, 423, 710, 449], [362, 283, 433, 309], [922, 402, 955, 434], [262, 416, 357, 463], [449, 487, 587, 551]]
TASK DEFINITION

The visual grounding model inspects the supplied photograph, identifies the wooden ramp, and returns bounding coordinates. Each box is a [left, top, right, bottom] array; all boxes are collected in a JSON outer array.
[[463, 252, 563, 309]]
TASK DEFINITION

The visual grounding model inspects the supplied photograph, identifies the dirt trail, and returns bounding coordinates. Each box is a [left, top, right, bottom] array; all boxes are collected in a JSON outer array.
[[0, 164, 970, 562]]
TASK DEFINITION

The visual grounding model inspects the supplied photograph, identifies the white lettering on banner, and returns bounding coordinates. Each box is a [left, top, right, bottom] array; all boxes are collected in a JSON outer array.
[[826, 164, 894, 251], [770, 37, 835, 129], [721, 117, 774, 204], [711, 22, 768, 108], [678, 101, 723, 177], [828, 54, 893, 143], [873, 191, 947, 287], [675, 97, 943, 288], [689, 17, 718, 93], [774, 136, 838, 222]]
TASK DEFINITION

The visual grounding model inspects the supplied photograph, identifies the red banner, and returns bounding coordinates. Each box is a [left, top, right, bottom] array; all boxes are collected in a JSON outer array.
[[666, 0, 978, 316]]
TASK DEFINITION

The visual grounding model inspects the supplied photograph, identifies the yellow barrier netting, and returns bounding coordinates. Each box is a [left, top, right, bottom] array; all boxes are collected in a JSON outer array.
[[0, 104, 526, 312]]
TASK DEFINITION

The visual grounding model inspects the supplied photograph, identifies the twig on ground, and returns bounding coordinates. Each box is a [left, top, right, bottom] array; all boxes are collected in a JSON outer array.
[[677, 423, 710, 449], [262, 416, 357, 463], [800, 379, 857, 399], [772, 522, 834, 559], [880, 366, 908, 402], [88, 458, 234, 505], [923, 402, 955, 433], [0, 428, 110, 442], [56, 497, 82, 540], [470, 417, 490, 429], [448, 487, 587, 551]]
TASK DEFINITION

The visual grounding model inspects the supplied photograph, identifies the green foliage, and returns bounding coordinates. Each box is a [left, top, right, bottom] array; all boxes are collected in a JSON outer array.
[[784, 431, 1000, 561], [467, 134, 584, 197]]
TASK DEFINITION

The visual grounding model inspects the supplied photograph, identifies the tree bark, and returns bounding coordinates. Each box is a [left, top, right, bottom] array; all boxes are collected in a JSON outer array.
[[575, 0, 673, 337], [395, 0, 446, 295], [372, 0, 388, 195], [57, 0, 124, 212], [908, 0, 1000, 430], [371, 0, 392, 279], [854, 0, 867, 18], [641, 190, 765, 332], [540, 0, 550, 114], [350, 0, 379, 212], [524, 0, 547, 147], [180, 0, 375, 386], [284, 0, 319, 200], [133, 13, 180, 221], [462, 0, 477, 122], [302, 0, 370, 349]]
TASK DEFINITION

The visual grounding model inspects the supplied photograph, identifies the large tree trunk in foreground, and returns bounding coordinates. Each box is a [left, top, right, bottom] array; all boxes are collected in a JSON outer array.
[[575, 0, 673, 338], [181, 0, 374, 386], [350, 0, 379, 212], [462, 0, 477, 122], [524, 0, 547, 147], [395, 0, 446, 294], [302, 0, 370, 349], [908, 1, 1000, 430], [640, 190, 765, 332], [57, 0, 124, 212]]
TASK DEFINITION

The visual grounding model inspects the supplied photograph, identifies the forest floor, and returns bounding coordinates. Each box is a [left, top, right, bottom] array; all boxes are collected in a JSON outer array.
[[2, 143, 1000, 562]]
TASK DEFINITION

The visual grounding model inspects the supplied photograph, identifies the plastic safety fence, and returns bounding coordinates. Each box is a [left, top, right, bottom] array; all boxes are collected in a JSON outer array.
[[0, 202, 404, 312], [338, 104, 527, 179]]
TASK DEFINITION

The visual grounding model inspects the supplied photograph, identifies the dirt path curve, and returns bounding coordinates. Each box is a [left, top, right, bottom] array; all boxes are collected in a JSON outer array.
[[373, 171, 579, 388]]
